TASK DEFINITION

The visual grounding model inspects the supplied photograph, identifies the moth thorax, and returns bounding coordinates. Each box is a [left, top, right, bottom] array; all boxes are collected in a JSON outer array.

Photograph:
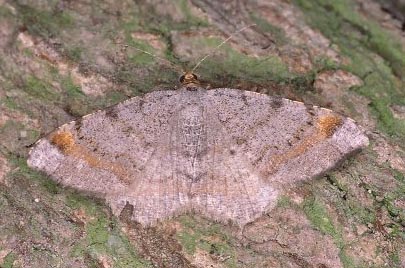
[[179, 72, 199, 86], [179, 106, 207, 158]]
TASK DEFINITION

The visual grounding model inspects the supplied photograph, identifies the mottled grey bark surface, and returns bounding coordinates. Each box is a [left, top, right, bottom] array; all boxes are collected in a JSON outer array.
[[0, 0, 404, 267]]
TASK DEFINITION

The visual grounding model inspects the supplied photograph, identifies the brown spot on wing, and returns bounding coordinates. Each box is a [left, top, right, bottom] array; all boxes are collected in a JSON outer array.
[[270, 96, 283, 109], [75, 118, 83, 131], [105, 106, 120, 119]]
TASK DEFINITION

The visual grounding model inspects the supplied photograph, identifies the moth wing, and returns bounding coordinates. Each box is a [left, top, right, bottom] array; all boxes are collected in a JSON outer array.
[[28, 90, 191, 224], [204, 88, 368, 187], [186, 91, 281, 226], [189, 120, 279, 226]]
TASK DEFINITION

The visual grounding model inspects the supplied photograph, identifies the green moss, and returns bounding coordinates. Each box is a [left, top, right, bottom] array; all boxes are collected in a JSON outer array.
[[249, 13, 288, 45], [87, 217, 110, 251], [125, 40, 157, 66], [326, 174, 349, 194], [0, 5, 14, 17], [118, 0, 207, 42], [177, 229, 198, 254], [64, 46, 83, 62], [46, 62, 132, 115], [383, 195, 400, 217], [115, 0, 208, 70], [22, 48, 34, 57], [113, 62, 178, 95], [109, 0, 209, 91], [303, 197, 341, 242], [6, 155, 32, 176], [2, 97, 19, 110], [365, 168, 405, 226], [61, 76, 84, 98], [1, 252, 16, 268], [23, 75, 58, 102], [303, 196, 356, 267], [0, 121, 40, 153], [176, 216, 205, 254], [294, 0, 405, 138], [389, 224, 405, 240], [41, 178, 60, 195], [98, 91, 128, 106], [66, 192, 97, 212], [55, 69, 104, 114], [347, 200, 376, 225], [120, 16, 141, 33], [286, 71, 316, 92], [190, 36, 291, 87], [149, 1, 207, 33], [382, 190, 405, 227], [18, 4, 74, 39], [338, 251, 356, 268], [389, 251, 401, 267], [177, 0, 209, 27], [179, 35, 331, 92], [67, 193, 152, 267], [392, 169, 405, 183], [176, 215, 236, 267], [295, 0, 405, 77], [6, 155, 60, 195], [276, 195, 293, 208]]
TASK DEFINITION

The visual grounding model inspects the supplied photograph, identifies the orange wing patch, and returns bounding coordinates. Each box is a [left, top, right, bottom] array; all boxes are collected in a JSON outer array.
[[265, 114, 342, 176], [317, 115, 342, 137], [51, 132, 76, 153], [50, 131, 130, 184]]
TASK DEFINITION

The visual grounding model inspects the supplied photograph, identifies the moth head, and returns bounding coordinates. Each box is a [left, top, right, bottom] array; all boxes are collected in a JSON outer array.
[[179, 72, 199, 86]]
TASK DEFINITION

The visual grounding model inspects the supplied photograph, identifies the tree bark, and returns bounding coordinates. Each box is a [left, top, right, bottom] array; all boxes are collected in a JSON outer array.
[[0, 0, 404, 267]]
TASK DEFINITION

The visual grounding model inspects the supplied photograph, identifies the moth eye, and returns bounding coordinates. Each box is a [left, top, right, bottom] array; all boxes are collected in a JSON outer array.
[[179, 74, 185, 83]]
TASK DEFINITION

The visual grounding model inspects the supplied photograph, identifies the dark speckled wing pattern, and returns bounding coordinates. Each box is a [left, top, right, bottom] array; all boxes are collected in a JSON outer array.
[[28, 87, 368, 226]]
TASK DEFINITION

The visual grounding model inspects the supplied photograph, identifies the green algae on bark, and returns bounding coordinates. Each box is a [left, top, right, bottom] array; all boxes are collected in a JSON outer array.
[[294, 0, 405, 138], [176, 215, 237, 267]]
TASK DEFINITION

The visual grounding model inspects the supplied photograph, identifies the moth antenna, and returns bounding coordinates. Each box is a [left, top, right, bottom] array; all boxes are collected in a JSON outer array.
[[119, 43, 184, 73], [191, 24, 256, 73]]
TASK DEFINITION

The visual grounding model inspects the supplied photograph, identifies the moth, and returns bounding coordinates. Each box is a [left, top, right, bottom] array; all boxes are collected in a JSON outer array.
[[27, 26, 369, 226]]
